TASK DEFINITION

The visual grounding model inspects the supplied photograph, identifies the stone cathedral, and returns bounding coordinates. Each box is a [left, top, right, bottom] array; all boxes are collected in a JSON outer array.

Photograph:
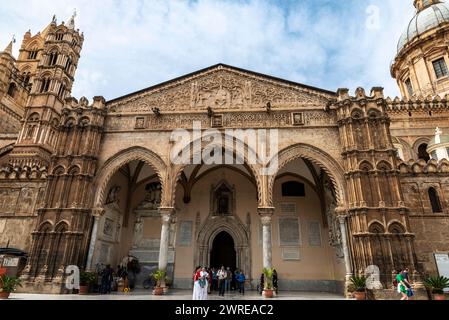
[[1, 0, 449, 297]]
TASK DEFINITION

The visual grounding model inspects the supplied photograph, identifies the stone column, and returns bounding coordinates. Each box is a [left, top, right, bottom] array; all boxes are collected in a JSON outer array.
[[158, 207, 175, 288], [86, 208, 104, 271], [258, 207, 274, 269], [336, 208, 353, 297]]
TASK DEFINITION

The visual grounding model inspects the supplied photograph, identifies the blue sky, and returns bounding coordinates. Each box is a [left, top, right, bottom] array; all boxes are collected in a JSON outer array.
[[0, 0, 415, 100]]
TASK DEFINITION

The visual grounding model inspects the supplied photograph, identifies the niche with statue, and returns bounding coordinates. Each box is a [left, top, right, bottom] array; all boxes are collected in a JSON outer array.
[[210, 181, 236, 216]]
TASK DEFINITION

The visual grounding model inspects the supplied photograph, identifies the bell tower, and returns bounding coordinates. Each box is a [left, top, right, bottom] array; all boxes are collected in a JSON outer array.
[[6, 13, 84, 169]]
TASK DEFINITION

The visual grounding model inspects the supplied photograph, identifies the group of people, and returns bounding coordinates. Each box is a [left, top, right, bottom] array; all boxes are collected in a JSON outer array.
[[94, 255, 141, 294], [395, 267, 414, 300], [192, 266, 247, 300]]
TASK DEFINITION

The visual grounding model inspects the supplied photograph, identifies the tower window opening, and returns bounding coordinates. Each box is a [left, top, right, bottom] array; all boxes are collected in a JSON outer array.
[[28, 50, 38, 59], [7, 83, 17, 98], [56, 33, 64, 41], [58, 84, 66, 99], [429, 187, 443, 213], [40, 78, 51, 93], [418, 143, 430, 162], [405, 78, 413, 97], [49, 52, 58, 66], [433, 58, 449, 79]]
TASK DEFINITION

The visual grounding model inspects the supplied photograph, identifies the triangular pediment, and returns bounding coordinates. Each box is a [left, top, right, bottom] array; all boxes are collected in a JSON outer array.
[[107, 64, 335, 113]]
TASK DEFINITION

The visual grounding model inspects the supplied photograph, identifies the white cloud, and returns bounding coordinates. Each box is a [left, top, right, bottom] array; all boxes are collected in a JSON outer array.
[[0, 0, 416, 100]]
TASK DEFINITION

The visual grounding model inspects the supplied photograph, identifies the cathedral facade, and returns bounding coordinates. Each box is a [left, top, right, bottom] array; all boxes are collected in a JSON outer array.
[[1, 0, 449, 296]]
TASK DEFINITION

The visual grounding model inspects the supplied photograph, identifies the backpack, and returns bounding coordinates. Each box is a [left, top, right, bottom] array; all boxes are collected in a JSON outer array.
[[393, 279, 398, 288]]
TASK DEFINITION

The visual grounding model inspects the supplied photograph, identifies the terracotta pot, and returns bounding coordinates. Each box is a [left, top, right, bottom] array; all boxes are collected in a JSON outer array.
[[153, 287, 164, 296], [0, 292, 10, 299], [263, 289, 274, 298], [78, 285, 89, 295], [0, 268, 6, 277], [353, 291, 366, 300], [433, 294, 446, 301]]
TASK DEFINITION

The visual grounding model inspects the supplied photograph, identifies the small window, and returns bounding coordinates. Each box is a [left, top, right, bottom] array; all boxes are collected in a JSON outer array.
[[28, 50, 38, 59], [40, 78, 51, 93], [429, 187, 443, 213], [58, 84, 66, 99], [56, 33, 64, 41], [282, 181, 305, 197], [418, 143, 430, 162], [432, 58, 449, 79], [404, 78, 413, 96], [7, 83, 16, 97], [431, 151, 438, 161], [49, 52, 58, 66]]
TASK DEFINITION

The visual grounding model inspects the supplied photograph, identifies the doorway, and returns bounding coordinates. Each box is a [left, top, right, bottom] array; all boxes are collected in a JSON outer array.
[[210, 231, 236, 270]]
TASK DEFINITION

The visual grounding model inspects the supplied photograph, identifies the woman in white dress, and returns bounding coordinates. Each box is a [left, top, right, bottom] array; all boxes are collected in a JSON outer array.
[[193, 267, 209, 300]]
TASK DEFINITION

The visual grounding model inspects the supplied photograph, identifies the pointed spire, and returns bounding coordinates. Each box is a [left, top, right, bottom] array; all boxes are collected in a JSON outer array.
[[68, 9, 77, 29], [4, 41, 13, 55], [3, 35, 15, 55]]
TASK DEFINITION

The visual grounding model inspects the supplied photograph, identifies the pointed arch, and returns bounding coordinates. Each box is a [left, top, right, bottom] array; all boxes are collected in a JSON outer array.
[[93, 147, 167, 208], [267, 143, 346, 208]]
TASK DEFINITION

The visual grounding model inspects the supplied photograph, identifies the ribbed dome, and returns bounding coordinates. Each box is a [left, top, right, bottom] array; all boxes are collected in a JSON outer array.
[[428, 134, 449, 147], [398, 2, 449, 53]]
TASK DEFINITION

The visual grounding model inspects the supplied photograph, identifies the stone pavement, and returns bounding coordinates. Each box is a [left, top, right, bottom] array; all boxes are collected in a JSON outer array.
[[9, 289, 346, 300]]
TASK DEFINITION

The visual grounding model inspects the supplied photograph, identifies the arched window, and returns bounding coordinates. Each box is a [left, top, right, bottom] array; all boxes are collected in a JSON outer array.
[[56, 33, 64, 41], [282, 181, 306, 197], [64, 57, 72, 72], [7, 83, 17, 97], [428, 187, 443, 213], [48, 52, 58, 66], [418, 144, 430, 162], [28, 49, 38, 59], [23, 72, 31, 86], [40, 78, 51, 93], [58, 83, 66, 99]]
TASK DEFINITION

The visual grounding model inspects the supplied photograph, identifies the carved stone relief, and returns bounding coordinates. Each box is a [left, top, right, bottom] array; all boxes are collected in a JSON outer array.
[[107, 68, 331, 115]]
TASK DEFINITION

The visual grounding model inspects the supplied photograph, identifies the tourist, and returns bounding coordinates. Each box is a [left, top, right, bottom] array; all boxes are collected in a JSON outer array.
[[273, 269, 278, 294], [225, 267, 232, 292], [402, 267, 414, 298], [217, 266, 226, 296], [237, 270, 246, 295], [212, 268, 218, 291], [193, 266, 209, 300], [100, 265, 114, 294], [395, 270, 409, 300]]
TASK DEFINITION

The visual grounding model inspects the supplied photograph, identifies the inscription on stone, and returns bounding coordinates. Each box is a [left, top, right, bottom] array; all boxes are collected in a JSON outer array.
[[178, 221, 193, 247], [280, 202, 297, 215], [278, 217, 301, 246], [282, 247, 300, 261], [308, 221, 322, 247]]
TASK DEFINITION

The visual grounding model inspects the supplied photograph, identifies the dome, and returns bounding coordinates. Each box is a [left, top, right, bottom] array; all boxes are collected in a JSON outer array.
[[428, 134, 449, 147], [397, 2, 449, 53]]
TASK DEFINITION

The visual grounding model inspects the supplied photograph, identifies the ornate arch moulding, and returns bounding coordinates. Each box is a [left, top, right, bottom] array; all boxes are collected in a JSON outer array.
[[267, 143, 347, 209], [92, 147, 167, 210]]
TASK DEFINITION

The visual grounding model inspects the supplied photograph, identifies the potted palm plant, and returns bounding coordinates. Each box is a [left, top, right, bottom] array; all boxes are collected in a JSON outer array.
[[262, 268, 274, 298], [152, 270, 166, 296], [424, 276, 449, 300], [0, 275, 22, 299], [79, 271, 96, 295], [350, 275, 367, 300]]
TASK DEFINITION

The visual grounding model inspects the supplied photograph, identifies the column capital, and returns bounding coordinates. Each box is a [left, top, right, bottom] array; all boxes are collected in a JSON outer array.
[[92, 207, 105, 218], [158, 207, 175, 216], [257, 207, 275, 216]]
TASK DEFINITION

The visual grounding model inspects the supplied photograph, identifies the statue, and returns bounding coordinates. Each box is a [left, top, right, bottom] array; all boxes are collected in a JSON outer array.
[[106, 186, 121, 205], [218, 195, 229, 215], [136, 182, 162, 210], [133, 219, 144, 248]]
